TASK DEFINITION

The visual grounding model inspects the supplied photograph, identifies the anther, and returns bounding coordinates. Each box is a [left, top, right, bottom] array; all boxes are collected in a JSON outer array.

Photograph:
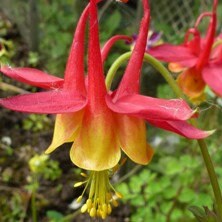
[[80, 172, 87, 177], [102, 203, 108, 214], [97, 209, 102, 217], [80, 204, 88, 213], [86, 199, 92, 208], [101, 211, 107, 219], [89, 207, 96, 217], [115, 192, 123, 199], [112, 199, 119, 207], [74, 181, 85, 187], [107, 204, 112, 214], [76, 196, 83, 203], [77, 167, 123, 219]]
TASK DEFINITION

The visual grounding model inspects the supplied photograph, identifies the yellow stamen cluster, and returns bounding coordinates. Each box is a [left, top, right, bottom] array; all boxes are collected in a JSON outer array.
[[74, 170, 123, 219]]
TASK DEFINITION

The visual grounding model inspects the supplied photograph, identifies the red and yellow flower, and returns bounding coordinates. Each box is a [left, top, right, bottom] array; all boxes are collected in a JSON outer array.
[[149, 0, 222, 103], [0, 0, 212, 219]]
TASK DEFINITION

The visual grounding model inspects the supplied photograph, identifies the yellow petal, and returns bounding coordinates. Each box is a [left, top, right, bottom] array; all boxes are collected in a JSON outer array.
[[189, 93, 206, 105], [117, 114, 154, 165], [70, 108, 120, 171], [45, 110, 84, 154], [177, 67, 205, 100], [168, 62, 186, 73]]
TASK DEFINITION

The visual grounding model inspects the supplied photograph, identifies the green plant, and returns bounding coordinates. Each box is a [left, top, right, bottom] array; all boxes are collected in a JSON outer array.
[[46, 210, 66, 222], [22, 114, 50, 132], [0, 192, 26, 222], [26, 154, 62, 222], [117, 152, 213, 221]]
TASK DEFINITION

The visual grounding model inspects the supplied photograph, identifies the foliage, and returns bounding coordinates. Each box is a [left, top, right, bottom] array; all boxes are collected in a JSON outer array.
[[0, 38, 14, 64], [189, 206, 219, 222], [28, 154, 62, 183], [0, 192, 26, 222], [0, 15, 14, 64], [117, 152, 213, 221], [22, 114, 50, 132], [46, 210, 66, 222], [36, 0, 128, 76], [114, 81, 222, 221]]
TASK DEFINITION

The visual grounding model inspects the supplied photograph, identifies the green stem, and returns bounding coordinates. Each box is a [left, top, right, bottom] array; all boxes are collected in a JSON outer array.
[[31, 191, 37, 222], [0, 82, 28, 94], [135, 0, 143, 33], [29, 0, 39, 52], [115, 165, 142, 185], [98, 0, 112, 21], [106, 52, 185, 99], [63, 209, 81, 221], [106, 51, 222, 219], [166, 186, 183, 222], [198, 139, 222, 219], [31, 174, 38, 222]]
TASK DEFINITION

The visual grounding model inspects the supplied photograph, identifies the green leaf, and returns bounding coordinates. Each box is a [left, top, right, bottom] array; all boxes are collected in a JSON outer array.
[[162, 186, 178, 199], [193, 193, 213, 207], [165, 158, 183, 175], [179, 170, 195, 185], [157, 84, 175, 99], [204, 207, 218, 222], [180, 155, 200, 169], [147, 181, 163, 195], [138, 169, 152, 183], [130, 196, 145, 207], [188, 206, 218, 222], [158, 176, 171, 189], [131, 207, 152, 222], [171, 208, 184, 221], [129, 176, 143, 193], [101, 11, 121, 40], [117, 183, 130, 198], [46, 210, 64, 222], [160, 202, 173, 214], [178, 188, 196, 203]]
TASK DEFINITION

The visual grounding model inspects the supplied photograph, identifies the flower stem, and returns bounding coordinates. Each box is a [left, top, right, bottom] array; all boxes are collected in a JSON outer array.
[[106, 51, 185, 99], [106, 51, 222, 219], [116, 165, 142, 185], [0, 81, 28, 94], [31, 174, 38, 222], [197, 139, 222, 218], [62, 210, 81, 221], [31, 191, 37, 222]]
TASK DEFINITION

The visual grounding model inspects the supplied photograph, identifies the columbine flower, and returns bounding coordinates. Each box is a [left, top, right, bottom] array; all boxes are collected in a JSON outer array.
[[149, 0, 222, 103], [0, 0, 212, 219], [129, 31, 162, 50]]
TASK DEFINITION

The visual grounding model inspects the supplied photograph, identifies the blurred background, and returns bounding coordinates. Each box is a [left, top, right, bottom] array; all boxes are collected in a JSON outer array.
[[0, 0, 222, 221]]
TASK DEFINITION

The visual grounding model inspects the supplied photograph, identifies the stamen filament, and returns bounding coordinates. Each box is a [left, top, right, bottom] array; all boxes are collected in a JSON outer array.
[[76, 169, 123, 219]]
